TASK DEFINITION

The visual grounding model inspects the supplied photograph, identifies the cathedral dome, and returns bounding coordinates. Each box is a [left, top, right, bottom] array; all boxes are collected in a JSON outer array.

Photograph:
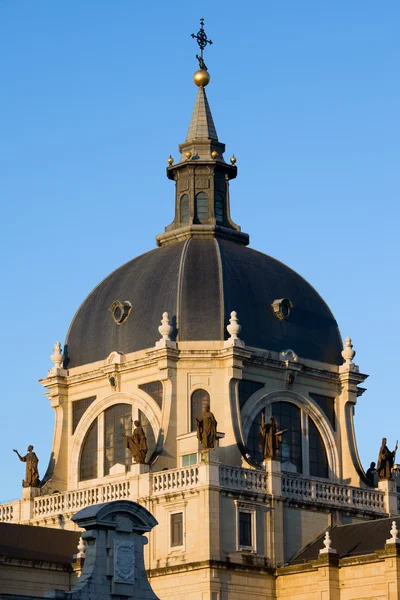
[[65, 60, 343, 369], [64, 237, 342, 368]]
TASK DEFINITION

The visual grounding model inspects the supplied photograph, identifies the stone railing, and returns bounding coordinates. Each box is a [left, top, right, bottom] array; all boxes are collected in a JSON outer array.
[[219, 465, 268, 494], [152, 466, 199, 494], [34, 480, 131, 518], [5, 465, 387, 522], [0, 502, 13, 522], [282, 474, 385, 513]]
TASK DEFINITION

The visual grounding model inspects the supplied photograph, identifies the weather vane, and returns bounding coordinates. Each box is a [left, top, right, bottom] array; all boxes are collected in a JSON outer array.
[[191, 18, 213, 71]]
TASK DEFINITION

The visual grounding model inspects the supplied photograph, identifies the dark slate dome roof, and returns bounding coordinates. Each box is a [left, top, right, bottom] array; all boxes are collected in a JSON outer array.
[[65, 238, 343, 368]]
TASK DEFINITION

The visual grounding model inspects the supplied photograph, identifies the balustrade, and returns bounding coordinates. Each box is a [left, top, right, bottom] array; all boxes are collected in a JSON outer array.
[[219, 465, 268, 493], [152, 466, 199, 494], [282, 474, 385, 512], [0, 502, 13, 522], [20, 466, 388, 521]]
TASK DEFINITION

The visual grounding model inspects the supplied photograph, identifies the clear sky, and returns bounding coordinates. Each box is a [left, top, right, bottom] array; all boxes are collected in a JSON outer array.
[[0, 1, 399, 501]]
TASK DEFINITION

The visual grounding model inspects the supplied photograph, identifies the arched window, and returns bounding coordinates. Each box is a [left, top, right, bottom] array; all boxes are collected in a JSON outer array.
[[80, 418, 98, 481], [78, 403, 157, 481], [272, 402, 302, 473], [180, 194, 189, 224], [195, 192, 208, 223], [214, 193, 224, 224], [246, 401, 330, 478], [104, 403, 132, 475], [191, 389, 210, 432], [309, 417, 328, 478]]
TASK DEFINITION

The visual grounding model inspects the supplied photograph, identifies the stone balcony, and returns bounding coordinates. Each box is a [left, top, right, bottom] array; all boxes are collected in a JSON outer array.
[[0, 463, 389, 527]]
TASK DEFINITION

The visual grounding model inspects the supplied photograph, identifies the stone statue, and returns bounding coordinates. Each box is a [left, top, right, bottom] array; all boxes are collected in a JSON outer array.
[[365, 461, 377, 486], [196, 404, 217, 450], [377, 438, 398, 480], [260, 414, 286, 460], [13, 445, 40, 487], [123, 421, 148, 464]]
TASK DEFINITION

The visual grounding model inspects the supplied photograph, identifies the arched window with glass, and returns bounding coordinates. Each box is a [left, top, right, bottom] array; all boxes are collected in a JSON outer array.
[[80, 418, 98, 481], [78, 403, 157, 482], [308, 417, 328, 478], [190, 389, 210, 432], [180, 194, 189, 224], [195, 192, 209, 223], [104, 403, 132, 475], [272, 402, 302, 473], [246, 400, 330, 478], [214, 193, 224, 225]]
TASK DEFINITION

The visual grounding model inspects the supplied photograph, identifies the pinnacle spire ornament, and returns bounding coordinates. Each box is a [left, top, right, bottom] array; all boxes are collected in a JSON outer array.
[[191, 18, 213, 87]]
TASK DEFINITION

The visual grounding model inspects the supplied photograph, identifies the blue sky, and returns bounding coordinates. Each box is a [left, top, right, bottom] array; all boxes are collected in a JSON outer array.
[[0, 1, 399, 501]]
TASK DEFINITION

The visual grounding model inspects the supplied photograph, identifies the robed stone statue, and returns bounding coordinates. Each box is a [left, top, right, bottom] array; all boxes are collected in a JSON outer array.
[[197, 404, 217, 450], [13, 445, 40, 487], [260, 414, 286, 460], [377, 437, 398, 480], [124, 420, 148, 464]]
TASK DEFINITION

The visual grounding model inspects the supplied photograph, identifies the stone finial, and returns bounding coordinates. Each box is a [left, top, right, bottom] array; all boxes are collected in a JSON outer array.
[[386, 520, 400, 544], [50, 342, 63, 369], [76, 536, 86, 558], [319, 531, 337, 555], [158, 312, 173, 341], [225, 311, 245, 348], [341, 337, 355, 365], [155, 312, 176, 349], [227, 311, 241, 339]]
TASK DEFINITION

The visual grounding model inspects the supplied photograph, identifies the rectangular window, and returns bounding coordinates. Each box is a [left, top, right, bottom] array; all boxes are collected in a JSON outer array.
[[181, 453, 198, 467], [239, 511, 252, 548], [170, 512, 183, 548]]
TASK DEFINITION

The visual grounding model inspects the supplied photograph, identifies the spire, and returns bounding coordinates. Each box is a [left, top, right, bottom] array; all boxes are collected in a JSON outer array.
[[156, 20, 249, 248], [186, 86, 218, 141]]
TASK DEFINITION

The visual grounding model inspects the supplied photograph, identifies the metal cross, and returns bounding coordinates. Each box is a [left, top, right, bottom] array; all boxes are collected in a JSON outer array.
[[191, 18, 213, 69]]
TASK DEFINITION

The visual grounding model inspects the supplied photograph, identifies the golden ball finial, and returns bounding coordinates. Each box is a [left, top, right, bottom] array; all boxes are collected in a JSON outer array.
[[193, 69, 210, 87], [230, 155, 237, 165], [185, 151, 192, 160], [211, 150, 218, 159], [167, 155, 174, 166]]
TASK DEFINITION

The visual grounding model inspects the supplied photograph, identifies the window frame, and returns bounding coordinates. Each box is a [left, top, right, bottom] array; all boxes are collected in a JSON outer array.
[[234, 501, 257, 553], [181, 452, 198, 467], [168, 506, 186, 553], [180, 194, 190, 224]]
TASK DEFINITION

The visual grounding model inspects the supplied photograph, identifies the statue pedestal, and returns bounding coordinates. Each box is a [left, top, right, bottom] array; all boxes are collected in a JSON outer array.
[[263, 458, 282, 496], [109, 463, 126, 476], [22, 486, 41, 501], [378, 478, 398, 516], [200, 447, 220, 464], [130, 463, 150, 476]]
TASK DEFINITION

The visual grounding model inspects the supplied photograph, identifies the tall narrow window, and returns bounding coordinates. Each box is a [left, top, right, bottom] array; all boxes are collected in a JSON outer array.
[[190, 389, 210, 432], [180, 194, 189, 223], [104, 403, 132, 475], [308, 418, 328, 478], [272, 402, 302, 473], [239, 511, 252, 548], [79, 418, 98, 481], [214, 193, 224, 224], [170, 512, 183, 548], [195, 192, 208, 223]]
